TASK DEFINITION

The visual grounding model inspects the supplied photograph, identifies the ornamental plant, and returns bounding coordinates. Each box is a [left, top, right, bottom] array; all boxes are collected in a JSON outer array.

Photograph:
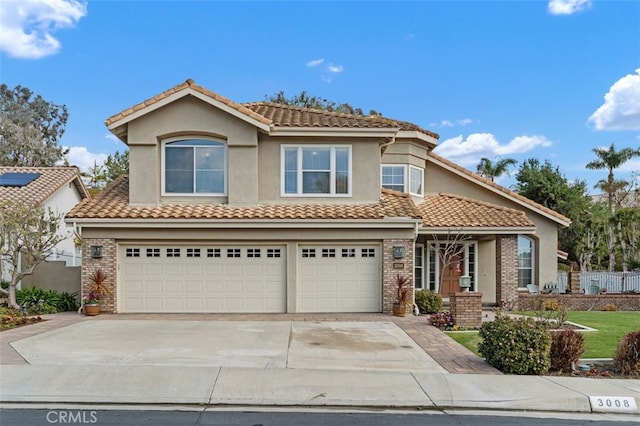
[[614, 330, 640, 376], [415, 289, 442, 314], [478, 314, 551, 375], [550, 329, 584, 373], [429, 311, 454, 330], [83, 292, 101, 305]]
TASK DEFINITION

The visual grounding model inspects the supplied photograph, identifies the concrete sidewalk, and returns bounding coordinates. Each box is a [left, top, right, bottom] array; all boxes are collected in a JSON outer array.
[[0, 312, 639, 415]]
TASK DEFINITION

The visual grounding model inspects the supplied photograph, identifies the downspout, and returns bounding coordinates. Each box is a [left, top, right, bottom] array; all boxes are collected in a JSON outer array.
[[380, 135, 396, 154]]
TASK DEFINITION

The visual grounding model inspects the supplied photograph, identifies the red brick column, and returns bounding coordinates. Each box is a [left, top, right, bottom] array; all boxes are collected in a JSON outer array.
[[496, 235, 518, 307], [382, 239, 414, 314], [450, 292, 482, 328], [567, 271, 580, 293], [82, 238, 117, 313]]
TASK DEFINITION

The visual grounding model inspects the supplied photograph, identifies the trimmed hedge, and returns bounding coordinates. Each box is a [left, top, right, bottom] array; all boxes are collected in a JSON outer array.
[[415, 289, 442, 314]]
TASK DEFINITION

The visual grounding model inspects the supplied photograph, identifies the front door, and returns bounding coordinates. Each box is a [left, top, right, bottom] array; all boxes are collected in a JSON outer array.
[[439, 251, 464, 296]]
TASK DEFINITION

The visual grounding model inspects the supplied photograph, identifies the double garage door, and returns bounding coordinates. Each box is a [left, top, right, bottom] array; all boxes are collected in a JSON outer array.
[[119, 244, 380, 313]]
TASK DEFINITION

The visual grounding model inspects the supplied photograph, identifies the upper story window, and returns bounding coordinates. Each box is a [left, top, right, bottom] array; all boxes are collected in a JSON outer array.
[[163, 139, 226, 195], [381, 164, 424, 196], [282, 145, 351, 196]]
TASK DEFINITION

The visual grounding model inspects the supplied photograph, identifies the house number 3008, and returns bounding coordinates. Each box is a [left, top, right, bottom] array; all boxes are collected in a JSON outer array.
[[589, 396, 637, 412]]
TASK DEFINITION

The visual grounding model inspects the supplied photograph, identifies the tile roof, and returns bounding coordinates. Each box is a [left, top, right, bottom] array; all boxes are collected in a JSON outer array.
[[418, 193, 535, 228], [243, 102, 439, 138], [104, 79, 439, 139], [427, 151, 571, 226], [0, 167, 89, 206], [105, 79, 271, 127], [66, 177, 422, 221]]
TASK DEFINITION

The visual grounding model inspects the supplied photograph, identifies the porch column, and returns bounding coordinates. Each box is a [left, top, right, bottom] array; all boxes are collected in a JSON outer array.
[[382, 239, 414, 314], [82, 238, 117, 313], [496, 235, 518, 306]]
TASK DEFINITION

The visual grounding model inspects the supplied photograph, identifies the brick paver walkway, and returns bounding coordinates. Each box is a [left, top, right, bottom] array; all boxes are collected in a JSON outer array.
[[0, 311, 501, 374]]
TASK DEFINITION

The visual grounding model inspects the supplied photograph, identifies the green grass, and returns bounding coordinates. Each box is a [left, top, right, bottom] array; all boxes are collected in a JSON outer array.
[[445, 311, 640, 359]]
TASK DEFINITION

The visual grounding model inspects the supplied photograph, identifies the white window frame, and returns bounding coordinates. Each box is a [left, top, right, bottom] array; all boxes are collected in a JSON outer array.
[[414, 244, 424, 290], [161, 136, 228, 196], [281, 145, 352, 197], [518, 235, 535, 288], [381, 164, 424, 197], [426, 241, 478, 292]]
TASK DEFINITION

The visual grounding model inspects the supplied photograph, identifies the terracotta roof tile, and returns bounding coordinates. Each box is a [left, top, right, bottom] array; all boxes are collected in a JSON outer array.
[[418, 193, 535, 228], [104, 79, 439, 140], [427, 151, 570, 225], [243, 102, 439, 138], [67, 177, 422, 221], [0, 166, 89, 206], [105, 79, 271, 127]]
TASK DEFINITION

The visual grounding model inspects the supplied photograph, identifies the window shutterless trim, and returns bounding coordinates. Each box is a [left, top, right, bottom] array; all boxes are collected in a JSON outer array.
[[280, 145, 352, 197]]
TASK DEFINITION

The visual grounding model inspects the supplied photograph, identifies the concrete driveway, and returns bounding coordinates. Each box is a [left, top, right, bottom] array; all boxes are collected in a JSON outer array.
[[10, 320, 447, 373]]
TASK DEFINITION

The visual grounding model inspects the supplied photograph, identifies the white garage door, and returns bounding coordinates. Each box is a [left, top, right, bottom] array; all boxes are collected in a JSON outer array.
[[299, 245, 381, 312], [119, 245, 286, 313]]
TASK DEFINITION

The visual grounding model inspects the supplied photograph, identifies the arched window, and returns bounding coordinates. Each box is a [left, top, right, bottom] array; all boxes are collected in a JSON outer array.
[[518, 235, 535, 288], [163, 139, 226, 195]]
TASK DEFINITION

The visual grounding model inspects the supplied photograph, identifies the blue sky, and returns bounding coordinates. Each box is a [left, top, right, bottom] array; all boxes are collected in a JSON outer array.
[[1, 0, 639, 193]]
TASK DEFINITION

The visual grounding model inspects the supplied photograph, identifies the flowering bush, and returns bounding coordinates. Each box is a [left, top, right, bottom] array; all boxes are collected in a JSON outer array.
[[430, 311, 454, 330], [83, 292, 101, 305]]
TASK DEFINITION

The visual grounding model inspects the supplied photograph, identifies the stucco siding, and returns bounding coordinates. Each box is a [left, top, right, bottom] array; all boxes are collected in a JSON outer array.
[[382, 140, 428, 168], [45, 184, 84, 266], [478, 239, 497, 304]]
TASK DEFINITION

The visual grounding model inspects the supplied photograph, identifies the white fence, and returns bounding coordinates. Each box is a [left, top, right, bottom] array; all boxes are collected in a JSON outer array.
[[556, 272, 640, 294]]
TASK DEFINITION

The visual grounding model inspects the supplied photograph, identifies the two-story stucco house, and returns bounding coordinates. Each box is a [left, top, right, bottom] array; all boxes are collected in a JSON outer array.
[[66, 79, 570, 314]]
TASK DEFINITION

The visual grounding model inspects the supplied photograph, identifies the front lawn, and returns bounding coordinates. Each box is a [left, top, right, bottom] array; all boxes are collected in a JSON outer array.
[[445, 311, 640, 359]]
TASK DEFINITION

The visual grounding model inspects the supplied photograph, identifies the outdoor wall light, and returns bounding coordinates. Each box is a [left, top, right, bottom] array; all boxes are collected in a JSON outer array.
[[90, 245, 103, 259], [392, 246, 404, 259]]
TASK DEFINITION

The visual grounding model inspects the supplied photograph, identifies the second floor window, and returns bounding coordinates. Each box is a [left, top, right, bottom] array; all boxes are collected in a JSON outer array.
[[381, 164, 424, 196], [164, 139, 226, 195], [282, 146, 351, 196]]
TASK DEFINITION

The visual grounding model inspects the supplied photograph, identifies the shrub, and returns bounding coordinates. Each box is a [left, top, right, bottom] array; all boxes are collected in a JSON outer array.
[[429, 311, 454, 330], [478, 314, 551, 375], [550, 329, 584, 372], [613, 330, 640, 376], [601, 303, 618, 312], [56, 291, 79, 312], [415, 289, 442, 314], [543, 299, 561, 311]]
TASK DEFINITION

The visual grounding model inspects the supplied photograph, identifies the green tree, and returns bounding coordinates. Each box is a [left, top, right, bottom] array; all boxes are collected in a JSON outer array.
[[103, 150, 129, 182], [586, 144, 639, 271], [515, 158, 596, 267], [265, 91, 381, 116], [476, 157, 518, 181], [0, 201, 65, 309], [0, 84, 69, 166]]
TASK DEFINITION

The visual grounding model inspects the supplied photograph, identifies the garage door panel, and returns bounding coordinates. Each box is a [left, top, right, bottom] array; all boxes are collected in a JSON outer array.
[[120, 245, 286, 313], [299, 245, 380, 313]]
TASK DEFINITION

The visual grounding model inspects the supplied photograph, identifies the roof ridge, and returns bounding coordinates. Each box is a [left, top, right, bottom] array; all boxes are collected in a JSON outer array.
[[244, 101, 398, 123]]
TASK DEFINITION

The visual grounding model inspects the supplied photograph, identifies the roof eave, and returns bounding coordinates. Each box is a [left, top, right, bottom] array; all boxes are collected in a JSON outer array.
[[268, 127, 399, 138], [419, 226, 537, 235], [64, 218, 420, 228], [396, 130, 438, 149]]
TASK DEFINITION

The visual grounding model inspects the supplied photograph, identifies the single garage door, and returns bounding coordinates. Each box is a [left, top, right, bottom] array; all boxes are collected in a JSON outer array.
[[299, 244, 381, 312], [119, 244, 286, 313]]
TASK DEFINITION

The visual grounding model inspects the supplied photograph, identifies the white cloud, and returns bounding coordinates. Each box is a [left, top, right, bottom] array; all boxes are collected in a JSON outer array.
[[64, 146, 108, 173], [429, 118, 474, 128], [327, 63, 343, 73], [433, 133, 552, 166], [306, 58, 324, 67], [440, 120, 454, 127], [457, 118, 473, 126], [588, 69, 640, 131], [0, 0, 87, 59], [105, 133, 119, 143], [548, 0, 591, 15]]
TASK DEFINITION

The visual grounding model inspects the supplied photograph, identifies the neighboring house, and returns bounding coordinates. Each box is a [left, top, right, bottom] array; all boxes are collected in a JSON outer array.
[[66, 79, 570, 313], [0, 167, 89, 294]]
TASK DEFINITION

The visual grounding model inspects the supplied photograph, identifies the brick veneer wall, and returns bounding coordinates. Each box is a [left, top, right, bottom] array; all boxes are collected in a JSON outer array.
[[518, 293, 640, 311], [496, 235, 518, 307], [450, 292, 483, 328], [567, 271, 581, 293], [382, 239, 414, 314], [82, 238, 117, 313]]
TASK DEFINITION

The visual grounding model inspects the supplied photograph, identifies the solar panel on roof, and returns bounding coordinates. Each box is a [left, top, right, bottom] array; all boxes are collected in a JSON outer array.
[[0, 172, 42, 187]]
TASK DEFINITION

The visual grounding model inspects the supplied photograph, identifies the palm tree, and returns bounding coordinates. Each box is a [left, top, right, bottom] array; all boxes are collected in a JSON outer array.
[[476, 157, 518, 181], [586, 144, 639, 271]]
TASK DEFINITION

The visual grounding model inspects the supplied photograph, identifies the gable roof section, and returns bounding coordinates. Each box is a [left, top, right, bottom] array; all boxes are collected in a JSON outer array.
[[427, 152, 571, 227], [105, 79, 439, 142], [0, 166, 89, 206], [66, 177, 421, 222], [418, 193, 535, 231]]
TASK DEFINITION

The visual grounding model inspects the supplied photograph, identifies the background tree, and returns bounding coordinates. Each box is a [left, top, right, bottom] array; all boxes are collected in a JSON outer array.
[[0, 84, 69, 166], [586, 144, 639, 271], [103, 150, 129, 182], [265, 91, 381, 116], [0, 201, 65, 309], [476, 157, 517, 181], [514, 158, 597, 269]]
